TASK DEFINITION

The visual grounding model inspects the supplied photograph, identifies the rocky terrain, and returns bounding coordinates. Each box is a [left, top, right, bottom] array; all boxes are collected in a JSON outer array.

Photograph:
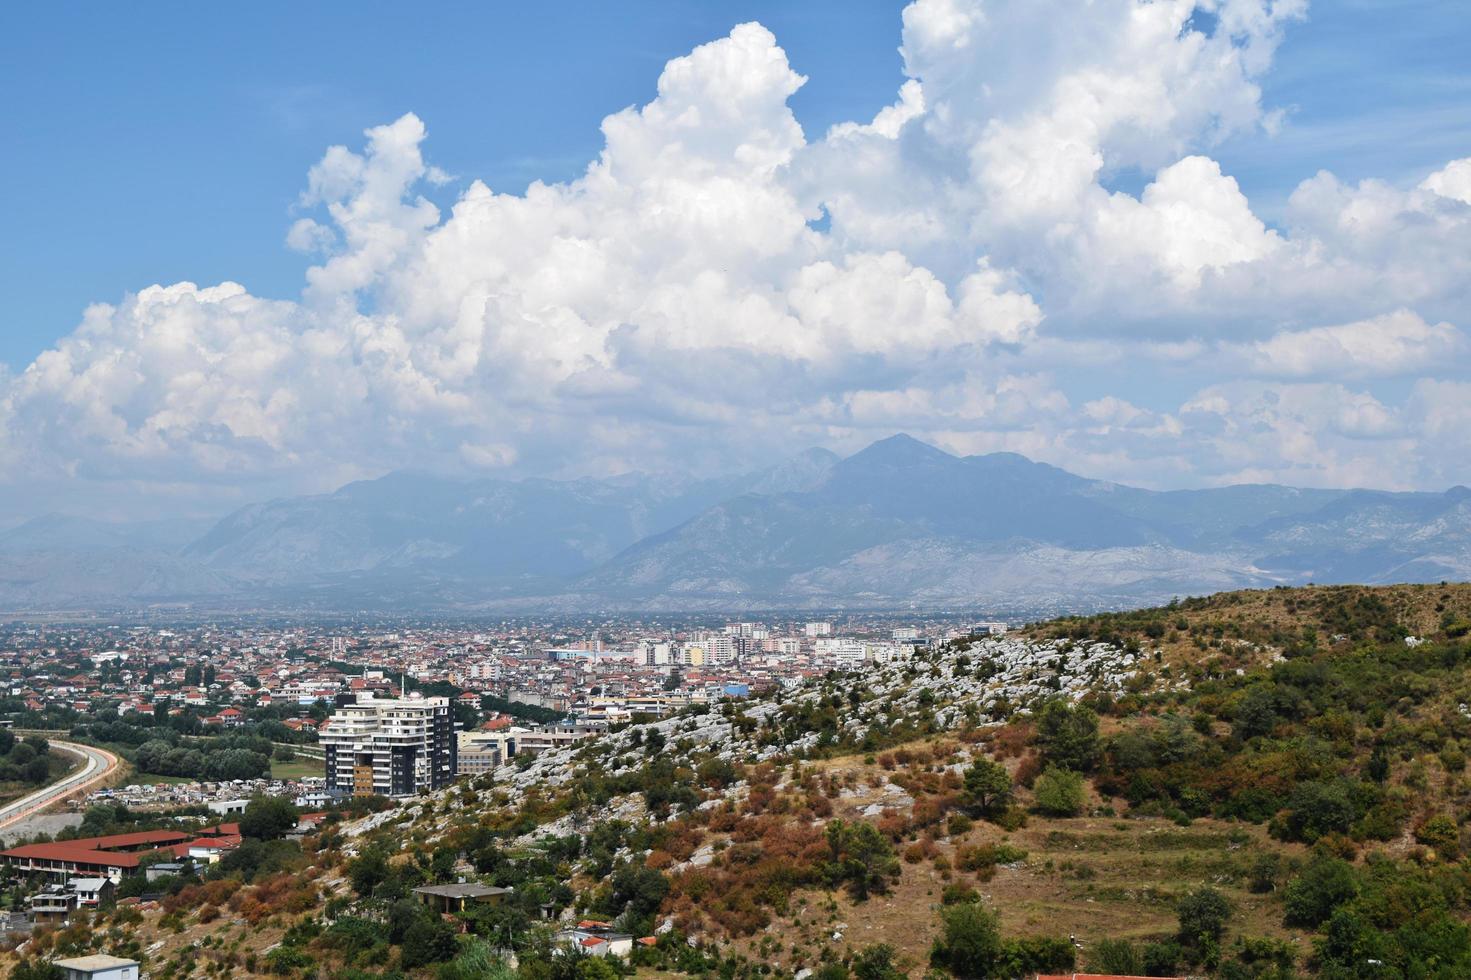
[[14, 585, 1471, 978]]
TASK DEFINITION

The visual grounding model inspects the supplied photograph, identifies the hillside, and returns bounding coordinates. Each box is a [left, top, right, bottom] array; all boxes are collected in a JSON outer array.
[[11, 584, 1471, 978]]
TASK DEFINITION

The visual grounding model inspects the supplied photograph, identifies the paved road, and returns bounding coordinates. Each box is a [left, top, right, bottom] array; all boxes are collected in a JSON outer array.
[[0, 741, 120, 832]]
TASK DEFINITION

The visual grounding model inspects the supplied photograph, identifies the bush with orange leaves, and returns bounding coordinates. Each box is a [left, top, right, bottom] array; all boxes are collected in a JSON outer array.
[[744, 784, 776, 815], [876, 809, 911, 841], [911, 791, 962, 830], [163, 878, 240, 916], [704, 804, 740, 834], [990, 721, 1034, 759], [661, 824, 704, 862], [665, 817, 828, 937], [229, 873, 317, 925], [1014, 752, 1044, 788], [903, 838, 939, 863]]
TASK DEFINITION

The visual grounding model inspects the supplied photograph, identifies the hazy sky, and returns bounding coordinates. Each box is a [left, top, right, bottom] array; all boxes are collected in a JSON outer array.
[[3, 0, 1471, 522]]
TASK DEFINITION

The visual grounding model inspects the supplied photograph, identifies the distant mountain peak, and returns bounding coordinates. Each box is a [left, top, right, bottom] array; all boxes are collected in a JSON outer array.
[[843, 433, 955, 467]]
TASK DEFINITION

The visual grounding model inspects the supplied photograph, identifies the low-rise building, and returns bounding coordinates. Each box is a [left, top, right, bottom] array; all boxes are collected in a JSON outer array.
[[411, 882, 512, 915], [53, 954, 141, 980]]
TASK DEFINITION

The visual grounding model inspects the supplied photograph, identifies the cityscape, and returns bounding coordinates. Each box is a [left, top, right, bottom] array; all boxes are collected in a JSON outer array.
[[4, 0, 1470, 976]]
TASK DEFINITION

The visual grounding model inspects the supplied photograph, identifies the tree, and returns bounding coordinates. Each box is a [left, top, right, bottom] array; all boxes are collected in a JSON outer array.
[[930, 900, 1004, 977], [609, 863, 669, 925], [1282, 857, 1358, 927], [962, 758, 1012, 818], [1232, 684, 1283, 741], [1276, 778, 1360, 843], [851, 944, 905, 980], [1248, 852, 1279, 894], [1415, 814, 1461, 860], [349, 846, 391, 897], [1366, 745, 1390, 782], [1088, 937, 1143, 975], [201, 747, 270, 781], [1034, 699, 1100, 772], [9, 961, 63, 980], [573, 959, 621, 980], [825, 819, 900, 901], [22, 756, 50, 784], [401, 914, 459, 968], [1176, 887, 1231, 947], [239, 795, 299, 841], [1031, 766, 1085, 817]]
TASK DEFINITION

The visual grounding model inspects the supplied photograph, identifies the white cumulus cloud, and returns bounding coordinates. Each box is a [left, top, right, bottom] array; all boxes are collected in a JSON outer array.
[[4, 1, 1471, 519]]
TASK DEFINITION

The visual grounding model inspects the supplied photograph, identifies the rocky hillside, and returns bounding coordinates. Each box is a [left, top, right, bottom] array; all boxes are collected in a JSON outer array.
[[11, 585, 1471, 979]]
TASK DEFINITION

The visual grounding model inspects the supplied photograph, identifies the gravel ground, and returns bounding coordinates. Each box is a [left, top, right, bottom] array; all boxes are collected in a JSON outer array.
[[0, 812, 82, 845]]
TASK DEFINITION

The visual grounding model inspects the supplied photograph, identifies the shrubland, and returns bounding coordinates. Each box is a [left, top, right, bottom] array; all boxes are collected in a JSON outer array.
[[8, 584, 1471, 978]]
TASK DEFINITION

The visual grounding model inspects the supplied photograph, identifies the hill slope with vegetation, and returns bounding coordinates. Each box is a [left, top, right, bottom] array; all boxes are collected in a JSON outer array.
[[10, 584, 1471, 979]]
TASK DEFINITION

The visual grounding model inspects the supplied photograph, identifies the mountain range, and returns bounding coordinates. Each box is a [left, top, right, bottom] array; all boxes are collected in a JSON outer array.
[[3, 434, 1469, 614]]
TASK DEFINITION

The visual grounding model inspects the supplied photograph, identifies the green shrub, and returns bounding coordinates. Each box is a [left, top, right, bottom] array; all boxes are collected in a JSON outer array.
[[1032, 767, 1085, 817]]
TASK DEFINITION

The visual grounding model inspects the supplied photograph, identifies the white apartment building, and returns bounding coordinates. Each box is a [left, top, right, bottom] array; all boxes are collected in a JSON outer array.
[[816, 637, 866, 668], [640, 640, 673, 666], [804, 622, 832, 638], [465, 660, 500, 681], [320, 695, 456, 798], [705, 635, 737, 665]]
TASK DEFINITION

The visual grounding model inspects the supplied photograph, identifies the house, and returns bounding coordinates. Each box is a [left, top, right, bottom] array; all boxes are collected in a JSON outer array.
[[145, 861, 194, 882], [29, 885, 77, 925], [175, 835, 242, 864], [285, 812, 328, 839], [69, 877, 115, 908], [1036, 975, 1183, 980], [52, 954, 141, 980], [411, 882, 512, 915], [553, 921, 634, 958]]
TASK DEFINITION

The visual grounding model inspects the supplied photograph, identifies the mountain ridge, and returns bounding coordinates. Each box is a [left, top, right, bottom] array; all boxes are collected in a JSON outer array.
[[2, 436, 1468, 612]]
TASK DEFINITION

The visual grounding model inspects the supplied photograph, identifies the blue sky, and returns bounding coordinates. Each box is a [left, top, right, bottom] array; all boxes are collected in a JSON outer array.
[[3, 0, 1468, 370], [3, 0, 1471, 520]]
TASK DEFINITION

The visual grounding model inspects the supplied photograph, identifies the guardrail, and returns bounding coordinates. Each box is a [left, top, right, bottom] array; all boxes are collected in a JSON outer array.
[[0, 741, 119, 831]]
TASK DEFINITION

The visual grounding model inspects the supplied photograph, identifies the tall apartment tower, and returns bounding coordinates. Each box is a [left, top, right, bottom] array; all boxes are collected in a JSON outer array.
[[320, 695, 456, 798]]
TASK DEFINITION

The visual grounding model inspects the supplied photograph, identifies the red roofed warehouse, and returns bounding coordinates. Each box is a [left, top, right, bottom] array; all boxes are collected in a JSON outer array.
[[1, 830, 193, 882]]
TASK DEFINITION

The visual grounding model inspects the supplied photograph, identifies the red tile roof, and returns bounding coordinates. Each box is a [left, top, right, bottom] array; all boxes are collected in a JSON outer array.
[[57, 830, 191, 851], [1037, 975, 1182, 980], [0, 843, 143, 868]]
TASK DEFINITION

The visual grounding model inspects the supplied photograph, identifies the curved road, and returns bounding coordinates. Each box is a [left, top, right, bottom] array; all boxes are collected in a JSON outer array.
[[0, 741, 120, 832]]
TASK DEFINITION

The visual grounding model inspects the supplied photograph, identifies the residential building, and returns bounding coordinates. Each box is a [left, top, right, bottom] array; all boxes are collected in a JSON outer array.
[[53, 955, 141, 980], [412, 882, 511, 915], [320, 694, 456, 797]]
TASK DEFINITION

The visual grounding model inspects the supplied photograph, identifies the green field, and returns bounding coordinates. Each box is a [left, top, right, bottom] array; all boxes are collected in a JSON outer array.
[[270, 758, 322, 781]]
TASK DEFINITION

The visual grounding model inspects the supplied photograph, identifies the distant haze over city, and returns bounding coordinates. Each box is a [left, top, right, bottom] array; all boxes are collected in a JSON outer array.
[[2, 434, 1469, 616]]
